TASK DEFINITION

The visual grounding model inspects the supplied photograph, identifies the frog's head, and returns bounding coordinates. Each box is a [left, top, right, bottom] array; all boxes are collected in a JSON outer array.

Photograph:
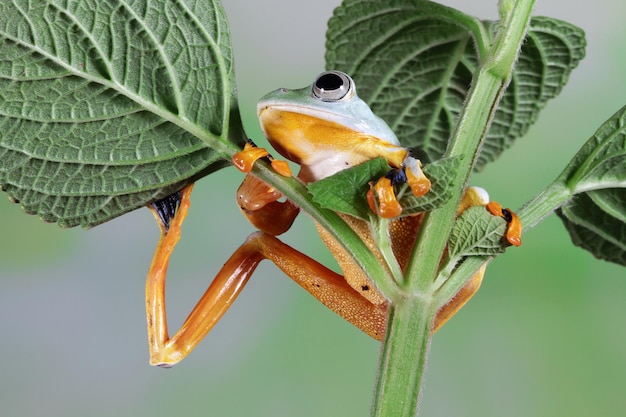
[[257, 71, 407, 183]]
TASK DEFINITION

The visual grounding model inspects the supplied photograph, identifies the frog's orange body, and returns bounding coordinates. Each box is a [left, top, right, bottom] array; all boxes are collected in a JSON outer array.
[[144, 72, 521, 367]]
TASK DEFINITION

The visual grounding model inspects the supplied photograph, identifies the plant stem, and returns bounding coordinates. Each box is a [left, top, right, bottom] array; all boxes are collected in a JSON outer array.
[[371, 1, 536, 416], [405, 0, 535, 291], [517, 181, 571, 228], [371, 298, 434, 417]]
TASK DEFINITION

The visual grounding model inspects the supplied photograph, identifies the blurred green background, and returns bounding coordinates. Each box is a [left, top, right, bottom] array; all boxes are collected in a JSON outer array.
[[1, 1, 625, 416]]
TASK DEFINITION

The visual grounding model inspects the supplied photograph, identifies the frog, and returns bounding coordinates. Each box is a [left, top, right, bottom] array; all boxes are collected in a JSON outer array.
[[144, 71, 521, 367]]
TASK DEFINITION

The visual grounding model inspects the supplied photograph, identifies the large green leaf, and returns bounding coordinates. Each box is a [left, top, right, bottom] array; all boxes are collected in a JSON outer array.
[[557, 191, 626, 266], [325, 0, 585, 170], [555, 105, 626, 266], [0, 0, 243, 228]]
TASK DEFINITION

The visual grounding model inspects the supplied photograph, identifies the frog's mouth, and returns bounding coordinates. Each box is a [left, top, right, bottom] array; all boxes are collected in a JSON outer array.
[[257, 100, 401, 148], [258, 107, 409, 184]]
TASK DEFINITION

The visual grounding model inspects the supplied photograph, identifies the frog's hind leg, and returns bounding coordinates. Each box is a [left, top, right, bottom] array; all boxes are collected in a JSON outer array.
[[432, 265, 486, 332], [146, 187, 386, 367], [147, 231, 388, 367]]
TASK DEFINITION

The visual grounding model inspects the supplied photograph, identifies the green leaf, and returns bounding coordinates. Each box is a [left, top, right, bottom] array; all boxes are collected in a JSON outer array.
[[559, 105, 626, 193], [308, 156, 461, 219], [0, 0, 243, 228], [325, 0, 585, 170], [557, 191, 626, 266], [308, 157, 389, 219], [479, 17, 585, 169], [396, 155, 462, 216], [554, 105, 626, 266], [448, 206, 508, 258]]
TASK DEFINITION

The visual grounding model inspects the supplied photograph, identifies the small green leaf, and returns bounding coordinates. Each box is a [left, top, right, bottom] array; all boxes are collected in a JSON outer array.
[[396, 155, 462, 216], [554, 105, 626, 266], [448, 206, 508, 258], [308, 156, 461, 219], [308, 157, 389, 219], [326, 0, 585, 171], [0, 0, 243, 228]]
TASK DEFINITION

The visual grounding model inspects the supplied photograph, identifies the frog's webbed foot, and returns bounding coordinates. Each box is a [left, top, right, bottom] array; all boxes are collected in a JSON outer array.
[[232, 141, 298, 236], [231, 139, 292, 177], [486, 201, 522, 246], [404, 157, 431, 198], [455, 187, 522, 247], [367, 156, 431, 218]]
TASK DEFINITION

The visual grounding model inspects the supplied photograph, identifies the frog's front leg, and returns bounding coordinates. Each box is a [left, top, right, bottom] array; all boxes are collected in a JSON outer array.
[[232, 139, 293, 177], [486, 201, 522, 246], [368, 153, 431, 218]]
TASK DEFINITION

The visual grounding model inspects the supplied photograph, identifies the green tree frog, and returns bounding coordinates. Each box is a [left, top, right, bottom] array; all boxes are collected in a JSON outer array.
[[144, 71, 521, 367]]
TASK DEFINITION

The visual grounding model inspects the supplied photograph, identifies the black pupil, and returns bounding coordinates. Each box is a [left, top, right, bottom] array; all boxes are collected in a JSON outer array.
[[316, 73, 343, 91]]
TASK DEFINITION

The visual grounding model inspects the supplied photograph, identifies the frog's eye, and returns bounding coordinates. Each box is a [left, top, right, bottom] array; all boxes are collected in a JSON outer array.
[[311, 71, 355, 102]]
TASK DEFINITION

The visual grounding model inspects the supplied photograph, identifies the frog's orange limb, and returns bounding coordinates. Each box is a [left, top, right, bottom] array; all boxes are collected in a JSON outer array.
[[366, 187, 377, 213], [503, 209, 522, 247], [232, 141, 293, 177], [147, 215, 478, 366], [146, 193, 388, 366], [232, 142, 269, 172], [270, 159, 293, 177], [237, 174, 283, 211], [146, 183, 194, 366], [237, 174, 299, 236], [367, 157, 430, 217], [486, 201, 522, 246], [369, 177, 402, 218], [433, 264, 486, 332], [485, 201, 503, 217], [404, 158, 431, 197], [431, 187, 489, 330]]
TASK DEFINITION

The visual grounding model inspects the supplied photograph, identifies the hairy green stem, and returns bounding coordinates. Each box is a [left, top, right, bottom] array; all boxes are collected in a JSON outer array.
[[373, 217, 405, 284], [405, 0, 534, 291], [371, 299, 434, 417], [371, 1, 536, 416], [518, 181, 572, 228]]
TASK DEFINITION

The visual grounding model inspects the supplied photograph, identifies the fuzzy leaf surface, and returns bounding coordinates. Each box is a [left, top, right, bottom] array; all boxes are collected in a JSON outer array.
[[448, 206, 508, 258], [0, 0, 241, 228], [308, 157, 389, 219], [308, 156, 460, 219], [555, 105, 626, 266], [326, 0, 585, 170]]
